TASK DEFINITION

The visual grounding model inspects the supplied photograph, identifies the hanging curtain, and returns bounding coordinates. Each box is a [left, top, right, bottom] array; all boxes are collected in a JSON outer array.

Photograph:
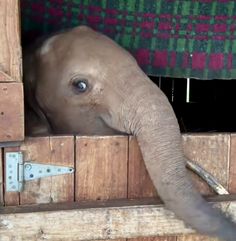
[[21, 0, 236, 79]]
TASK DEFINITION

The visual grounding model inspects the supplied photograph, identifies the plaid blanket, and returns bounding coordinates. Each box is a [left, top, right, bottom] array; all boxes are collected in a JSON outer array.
[[21, 0, 236, 79]]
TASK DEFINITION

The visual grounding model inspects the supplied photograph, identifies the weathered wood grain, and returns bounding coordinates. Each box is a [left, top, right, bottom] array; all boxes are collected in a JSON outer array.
[[1, 195, 235, 214], [131, 238, 177, 241], [128, 136, 177, 241], [229, 134, 236, 193], [0, 148, 3, 205], [76, 136, 128, 201], [177, 235, 218, 241], [4, 137, 74, 206], [19, 136, 75, 205], [0, 71, 14, 82], [128, 134, 231, 198], [76, 136, 128, 241], [128, 136, 157, 198], [0, 83, 24, 142], [129, 238, 177, 241], [128, 134, 231, 241], [180, 134, 231, 241], [182, 134, 230, 195], [0, 200, 236, 240], [0, 0, 22, 82], [1, 134, 235, 241]]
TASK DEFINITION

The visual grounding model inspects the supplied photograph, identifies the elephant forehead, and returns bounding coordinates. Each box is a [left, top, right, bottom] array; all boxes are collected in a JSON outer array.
[[37, 27, 136, 81]]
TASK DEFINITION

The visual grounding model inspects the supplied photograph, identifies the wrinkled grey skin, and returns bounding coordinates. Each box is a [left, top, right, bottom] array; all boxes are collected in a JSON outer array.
[[24, 26, 236, 240]]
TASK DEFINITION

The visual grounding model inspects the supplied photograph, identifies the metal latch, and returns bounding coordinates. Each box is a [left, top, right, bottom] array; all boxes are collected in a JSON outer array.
[[6, 152, 74, 192]]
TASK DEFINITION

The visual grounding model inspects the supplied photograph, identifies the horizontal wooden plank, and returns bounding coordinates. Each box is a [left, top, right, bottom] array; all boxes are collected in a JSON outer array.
[[0, 82, 24, 142], [0, 0, 22, 82], [0, 198, 236, 240], [177, 234, 218, 241]]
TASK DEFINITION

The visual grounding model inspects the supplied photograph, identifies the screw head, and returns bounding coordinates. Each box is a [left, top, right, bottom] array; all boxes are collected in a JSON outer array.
[[25, 164, 32, 170]]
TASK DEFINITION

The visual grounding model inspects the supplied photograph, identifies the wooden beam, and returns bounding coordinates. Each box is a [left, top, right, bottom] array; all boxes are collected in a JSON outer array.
[[0, 198, 236, 240], [0, 83, 24, 142], [0, 0, 22, 82]]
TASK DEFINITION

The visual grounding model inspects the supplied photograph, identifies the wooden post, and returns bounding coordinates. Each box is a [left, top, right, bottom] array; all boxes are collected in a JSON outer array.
[[0, 0, 22, 81], [0, 0, 24, 143], [0, 83, 24, 142]]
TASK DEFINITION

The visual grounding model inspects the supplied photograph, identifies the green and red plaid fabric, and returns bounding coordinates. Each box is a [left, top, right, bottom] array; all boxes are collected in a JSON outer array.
[[21, 0, 236, 79]]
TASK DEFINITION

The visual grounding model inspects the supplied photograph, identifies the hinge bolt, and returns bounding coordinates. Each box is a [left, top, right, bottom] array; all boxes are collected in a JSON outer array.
[[25, 164, 32, 170]]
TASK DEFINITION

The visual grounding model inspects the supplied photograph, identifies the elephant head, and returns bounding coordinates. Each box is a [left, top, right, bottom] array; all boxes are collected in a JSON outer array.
[[23, 26, 236, 240]]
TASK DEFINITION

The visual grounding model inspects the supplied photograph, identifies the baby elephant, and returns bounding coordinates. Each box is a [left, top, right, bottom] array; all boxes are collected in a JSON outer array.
[[24, 26, 236, 240]]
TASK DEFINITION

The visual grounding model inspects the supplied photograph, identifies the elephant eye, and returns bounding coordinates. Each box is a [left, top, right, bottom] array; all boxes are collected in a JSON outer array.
[[72, 79, 88, 93]]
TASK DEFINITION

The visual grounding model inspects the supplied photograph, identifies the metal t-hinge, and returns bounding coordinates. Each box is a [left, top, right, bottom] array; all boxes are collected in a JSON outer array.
[[6, 152, 74, 192]]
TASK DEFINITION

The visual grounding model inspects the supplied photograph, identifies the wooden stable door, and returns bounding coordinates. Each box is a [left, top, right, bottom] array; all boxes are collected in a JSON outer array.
[[1, 134, 236, 240]]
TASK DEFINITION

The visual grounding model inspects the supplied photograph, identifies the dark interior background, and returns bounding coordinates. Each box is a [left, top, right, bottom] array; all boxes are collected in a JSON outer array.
[[150, 77, 236, 132]]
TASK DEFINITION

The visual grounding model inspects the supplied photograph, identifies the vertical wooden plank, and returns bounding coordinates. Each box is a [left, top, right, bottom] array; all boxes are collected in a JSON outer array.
[[182, 134, 230, 195], [0, 148, 3, 205], [0, 0, 22, 82], [0, 83, 24, 142], [76, 136, 128, 241], [76, 136, 128, 201], [19, 136, 75, 205], [179, 134, 230, 241], [229, 134, 236, 193], [128, 136, 157, 198], [128, 136, 177, 241]]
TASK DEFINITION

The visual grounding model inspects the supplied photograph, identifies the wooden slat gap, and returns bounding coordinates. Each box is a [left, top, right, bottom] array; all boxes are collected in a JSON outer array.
[[1, 195, 236, 215]]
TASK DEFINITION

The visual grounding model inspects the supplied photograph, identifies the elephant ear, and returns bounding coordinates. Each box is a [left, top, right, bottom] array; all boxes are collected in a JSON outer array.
[[23, 47, 52, 136]]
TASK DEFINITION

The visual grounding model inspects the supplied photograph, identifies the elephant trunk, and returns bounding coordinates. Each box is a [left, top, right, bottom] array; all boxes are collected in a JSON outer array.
[[120, 77, 236, 240]]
